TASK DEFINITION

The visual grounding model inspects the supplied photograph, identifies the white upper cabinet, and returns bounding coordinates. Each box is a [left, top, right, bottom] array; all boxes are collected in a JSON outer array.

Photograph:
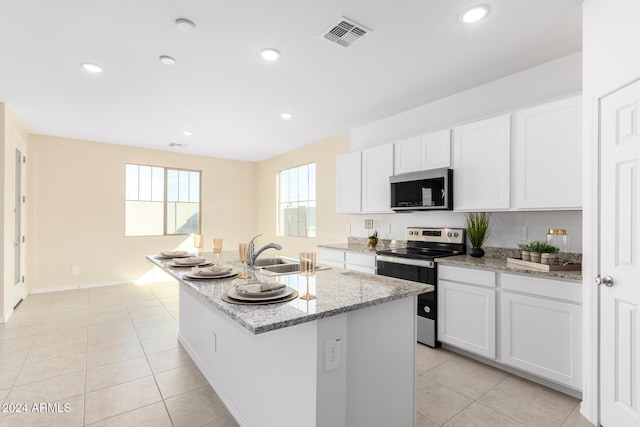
[[336, 151, 362, 214], [453, 114, 511, 211], [394, 136, 421, 174], [421, 129, 451, 170], [515, 96, 582, 209], [394, 130, 451, 175], [362, 143, 394, 213]]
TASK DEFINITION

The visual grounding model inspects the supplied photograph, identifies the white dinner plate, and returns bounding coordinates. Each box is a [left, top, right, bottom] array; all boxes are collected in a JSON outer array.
[[167, 260, 212, 268], [183, 270, 238, 280], [156, 252, 192, 259], [227, 286, 294, 302], [234, 284, 288, 298]]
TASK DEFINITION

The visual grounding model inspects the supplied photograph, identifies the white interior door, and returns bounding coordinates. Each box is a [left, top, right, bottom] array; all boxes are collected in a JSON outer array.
[[13, 133, 26, 307], [599, 78, 640, 427]]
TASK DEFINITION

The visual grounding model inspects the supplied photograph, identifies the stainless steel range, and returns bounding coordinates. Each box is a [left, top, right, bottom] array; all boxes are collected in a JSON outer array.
[[376, 227, 466, 347]]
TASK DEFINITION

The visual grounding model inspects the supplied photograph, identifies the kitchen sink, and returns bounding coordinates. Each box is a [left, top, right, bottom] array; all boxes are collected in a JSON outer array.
[[262, 263, 301, 274], [251, 257, 293, 267], [260, 262, 330, 276]]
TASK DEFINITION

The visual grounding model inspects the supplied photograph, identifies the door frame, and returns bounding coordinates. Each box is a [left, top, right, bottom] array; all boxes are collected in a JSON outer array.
[[583, 66, 640, 426], [12, 130, 27, 307]]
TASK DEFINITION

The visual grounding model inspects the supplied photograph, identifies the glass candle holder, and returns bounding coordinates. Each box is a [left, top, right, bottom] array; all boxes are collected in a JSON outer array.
[[238, 243, 250, 279], [212, 238, 223, 265], [193, 234, 203, 256], [299, 251, 316, 300]]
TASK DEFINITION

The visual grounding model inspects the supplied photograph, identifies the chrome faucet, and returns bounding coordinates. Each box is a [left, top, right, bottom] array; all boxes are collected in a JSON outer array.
[[248, 234, 282, 267]]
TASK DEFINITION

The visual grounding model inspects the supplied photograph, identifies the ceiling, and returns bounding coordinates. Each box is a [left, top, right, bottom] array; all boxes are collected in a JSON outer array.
[[0, 0, 582, 162]]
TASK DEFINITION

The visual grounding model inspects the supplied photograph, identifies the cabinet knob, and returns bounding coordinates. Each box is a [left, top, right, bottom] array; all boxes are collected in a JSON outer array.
[[423, 306, 431, 314]]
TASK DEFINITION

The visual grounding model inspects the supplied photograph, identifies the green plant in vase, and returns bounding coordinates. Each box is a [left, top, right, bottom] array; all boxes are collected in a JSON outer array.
[[526, 239, 558, 263], [518, 241, 532, 261], [368, 230, 379, 249], [464, 212, 490, 257]]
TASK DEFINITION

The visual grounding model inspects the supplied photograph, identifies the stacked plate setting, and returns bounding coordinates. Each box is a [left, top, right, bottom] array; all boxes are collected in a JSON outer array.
[[227, 281, 294, 303], [156, 250, 191, 259], [184, 264, 237, 280], [167, 256, 212, 268]]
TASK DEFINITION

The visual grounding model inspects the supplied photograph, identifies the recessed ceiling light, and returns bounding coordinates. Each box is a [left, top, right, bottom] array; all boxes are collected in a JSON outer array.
[[175, 18, 196, 32], [159, 55, 176, 65], [182, 130, 193, 136], [81, 62, 102, 73], [259, 48, 280, 61], [280, 113, 293, 119], [461, 5, 490, 23]]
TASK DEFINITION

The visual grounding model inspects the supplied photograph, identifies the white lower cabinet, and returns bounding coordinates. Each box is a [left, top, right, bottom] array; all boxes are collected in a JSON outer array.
[[500, 275, 582, 389], [438, 266, 496, 358], [320, 249, 376, 274], [437, 266, 582, 390], [345, 252, 376, 274], [320, 249, 346, 269]]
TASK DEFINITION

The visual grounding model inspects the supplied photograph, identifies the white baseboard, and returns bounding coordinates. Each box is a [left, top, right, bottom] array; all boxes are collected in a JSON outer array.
[[29, 280, 136, 294]]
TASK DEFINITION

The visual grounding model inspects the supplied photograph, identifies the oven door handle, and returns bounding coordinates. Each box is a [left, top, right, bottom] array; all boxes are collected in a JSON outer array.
[[376, 255, 434, 268]]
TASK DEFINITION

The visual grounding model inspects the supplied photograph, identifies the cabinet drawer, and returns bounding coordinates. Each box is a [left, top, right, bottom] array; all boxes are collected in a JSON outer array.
[[438, 265, 496, 288], [346, 252, 376, 268], [501, 273, 581, 303], [321, 249, 346, 263]]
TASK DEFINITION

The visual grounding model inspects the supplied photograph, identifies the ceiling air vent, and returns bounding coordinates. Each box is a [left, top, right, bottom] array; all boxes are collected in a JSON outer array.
[[321, 17, 370, 48], [169, 143, 187, 148]]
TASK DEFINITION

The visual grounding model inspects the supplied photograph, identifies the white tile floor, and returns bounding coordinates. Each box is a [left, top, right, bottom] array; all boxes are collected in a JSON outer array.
[[415, 343, 593, 427], [0, 282, 236, 427], [0, 282, 594, 426]]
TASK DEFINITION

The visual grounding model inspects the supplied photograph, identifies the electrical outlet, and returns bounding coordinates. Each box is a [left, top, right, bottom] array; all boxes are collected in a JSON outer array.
[[71, 267, 80, 275], [519, 226, 528, 241], [325, 336, 342, 371], [364, 219, 374, 229]]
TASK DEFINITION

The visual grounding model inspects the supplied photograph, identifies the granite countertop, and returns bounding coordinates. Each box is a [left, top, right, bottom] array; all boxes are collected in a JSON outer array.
[[146, 252, 432, 335], [436, 255, 583, 282], [318, 237, 406, 255], [319, 241, 583, 282], [317, 242, 379, 255]]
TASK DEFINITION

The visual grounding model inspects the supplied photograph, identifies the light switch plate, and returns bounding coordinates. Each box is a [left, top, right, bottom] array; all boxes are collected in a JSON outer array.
[[519, 226, 527, 241]]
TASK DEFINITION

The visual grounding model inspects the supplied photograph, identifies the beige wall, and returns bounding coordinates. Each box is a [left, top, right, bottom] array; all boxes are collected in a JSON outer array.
[[26, 135, 257, 292], [255, 135, 350, 258], [1, 104, 29, 319]]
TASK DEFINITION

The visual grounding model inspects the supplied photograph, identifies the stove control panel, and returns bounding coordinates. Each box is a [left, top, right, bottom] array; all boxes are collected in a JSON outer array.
[[406, 227, 466, 244]]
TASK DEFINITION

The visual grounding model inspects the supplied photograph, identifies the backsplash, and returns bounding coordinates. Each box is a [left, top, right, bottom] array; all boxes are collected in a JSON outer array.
[[349, 210, 583, 253], [348, 236, 407, 250]]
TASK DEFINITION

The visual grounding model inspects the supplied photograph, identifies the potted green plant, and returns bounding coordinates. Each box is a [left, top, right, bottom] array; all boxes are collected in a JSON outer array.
[[527, 240, 558, 263], [464, 212, 490, 257], [517, 242, 531, 261], [368, 230, 379, 249]]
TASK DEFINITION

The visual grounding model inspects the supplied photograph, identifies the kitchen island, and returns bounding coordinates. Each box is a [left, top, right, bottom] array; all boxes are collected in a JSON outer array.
[[147, 253, 432, 427]]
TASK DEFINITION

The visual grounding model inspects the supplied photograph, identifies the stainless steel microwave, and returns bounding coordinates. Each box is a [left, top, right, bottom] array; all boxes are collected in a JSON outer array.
[[389, 168, 453, 211]]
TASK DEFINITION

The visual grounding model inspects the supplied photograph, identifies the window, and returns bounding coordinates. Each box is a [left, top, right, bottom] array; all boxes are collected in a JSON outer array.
[[125, 164, 200, 236], [279, 163, 316, 237]]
